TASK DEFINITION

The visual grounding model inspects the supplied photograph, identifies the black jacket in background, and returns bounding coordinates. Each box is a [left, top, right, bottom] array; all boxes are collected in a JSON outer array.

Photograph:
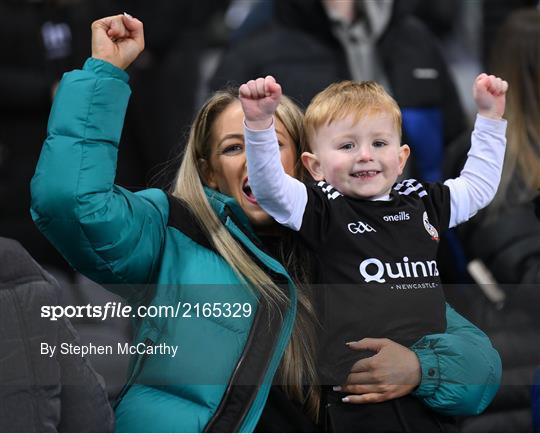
[[0, 237, 114, 432], [211, 0, 466, 148]]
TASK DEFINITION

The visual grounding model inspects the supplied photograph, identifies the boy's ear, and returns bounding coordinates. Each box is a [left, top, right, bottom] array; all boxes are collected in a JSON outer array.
[[301, 151, 324, 181], [398, 144, 411, 175], [199, 158, 218, 189]]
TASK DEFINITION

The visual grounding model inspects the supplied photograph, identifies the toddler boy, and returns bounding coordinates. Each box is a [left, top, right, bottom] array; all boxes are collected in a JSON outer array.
[[240, 74, 507, 431]]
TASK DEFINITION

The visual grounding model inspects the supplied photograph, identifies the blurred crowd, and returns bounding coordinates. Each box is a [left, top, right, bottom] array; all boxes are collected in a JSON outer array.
[[1, 0, 539, 431]]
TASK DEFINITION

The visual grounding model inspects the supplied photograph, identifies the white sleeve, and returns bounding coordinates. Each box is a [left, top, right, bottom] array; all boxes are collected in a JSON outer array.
[[444, 115, 507, 228], [244, 120, 307, 231]]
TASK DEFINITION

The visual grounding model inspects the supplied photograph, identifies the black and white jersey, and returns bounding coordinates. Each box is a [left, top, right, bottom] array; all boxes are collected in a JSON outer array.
[[299, 179, 450, 384]]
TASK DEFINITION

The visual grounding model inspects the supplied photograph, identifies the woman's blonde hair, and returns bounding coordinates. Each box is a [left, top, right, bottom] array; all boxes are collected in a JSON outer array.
[[303, 80, 402, 151], [171, 89, 319, 417], [489, 8, 540, 211]]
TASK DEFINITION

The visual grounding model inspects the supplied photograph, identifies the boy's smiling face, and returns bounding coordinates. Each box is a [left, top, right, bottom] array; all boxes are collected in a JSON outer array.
[[302, 112, 410, 199]]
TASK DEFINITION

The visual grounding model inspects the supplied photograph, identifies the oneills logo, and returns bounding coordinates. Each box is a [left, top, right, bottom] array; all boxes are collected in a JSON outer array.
[[383, 211, 410, 222]]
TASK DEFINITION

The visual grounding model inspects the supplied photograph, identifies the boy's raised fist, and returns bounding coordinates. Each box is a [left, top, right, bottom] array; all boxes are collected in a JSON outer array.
[[474, 73, 508, 120], [239, 76, 282, 130]]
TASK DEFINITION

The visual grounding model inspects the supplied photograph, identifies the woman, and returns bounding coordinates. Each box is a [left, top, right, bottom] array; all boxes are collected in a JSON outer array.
[[486, 8, 540, 218], [460, 8, 540, 284], [31, 14, 501, 432]]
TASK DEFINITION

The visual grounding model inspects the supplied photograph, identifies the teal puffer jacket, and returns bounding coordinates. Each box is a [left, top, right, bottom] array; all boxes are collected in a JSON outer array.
[[31, 58, 501, 432]]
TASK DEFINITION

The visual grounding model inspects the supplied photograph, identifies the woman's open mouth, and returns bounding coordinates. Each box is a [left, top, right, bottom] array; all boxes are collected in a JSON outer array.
[[242, 178, 258, 204]]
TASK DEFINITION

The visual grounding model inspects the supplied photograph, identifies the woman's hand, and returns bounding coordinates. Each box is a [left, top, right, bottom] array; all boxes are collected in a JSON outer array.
[[337, 338, 421, 404], [91, 14, 144, 70]]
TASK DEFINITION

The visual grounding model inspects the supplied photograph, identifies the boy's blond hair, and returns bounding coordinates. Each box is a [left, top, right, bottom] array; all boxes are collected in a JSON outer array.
[[303, 81, 402, 151]]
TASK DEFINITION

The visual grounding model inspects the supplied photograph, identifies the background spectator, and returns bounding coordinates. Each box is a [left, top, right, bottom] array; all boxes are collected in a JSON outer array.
[[454, 8, 540, 283], [0, 0, 106, 276], [445, 8, 540, 431], [211, 0, 467, 183], [0, 237, 114, 432]]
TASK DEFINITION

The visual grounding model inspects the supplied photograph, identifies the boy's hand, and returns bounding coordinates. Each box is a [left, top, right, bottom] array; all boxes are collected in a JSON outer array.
[[473, 73, 508, 120], [239, 76, 282, 130], [91, 14, 144, 70]]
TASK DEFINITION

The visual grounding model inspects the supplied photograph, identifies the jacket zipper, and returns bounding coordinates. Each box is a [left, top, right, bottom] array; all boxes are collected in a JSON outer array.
[[204, 217, 294, 432], [238, 287, 296, 432], [204, 302, 266, 432]]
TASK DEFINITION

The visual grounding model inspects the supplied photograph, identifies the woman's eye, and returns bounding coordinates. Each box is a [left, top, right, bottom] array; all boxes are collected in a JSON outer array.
[[340, 142, 354, 150], [222, 144, 243, 154]]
